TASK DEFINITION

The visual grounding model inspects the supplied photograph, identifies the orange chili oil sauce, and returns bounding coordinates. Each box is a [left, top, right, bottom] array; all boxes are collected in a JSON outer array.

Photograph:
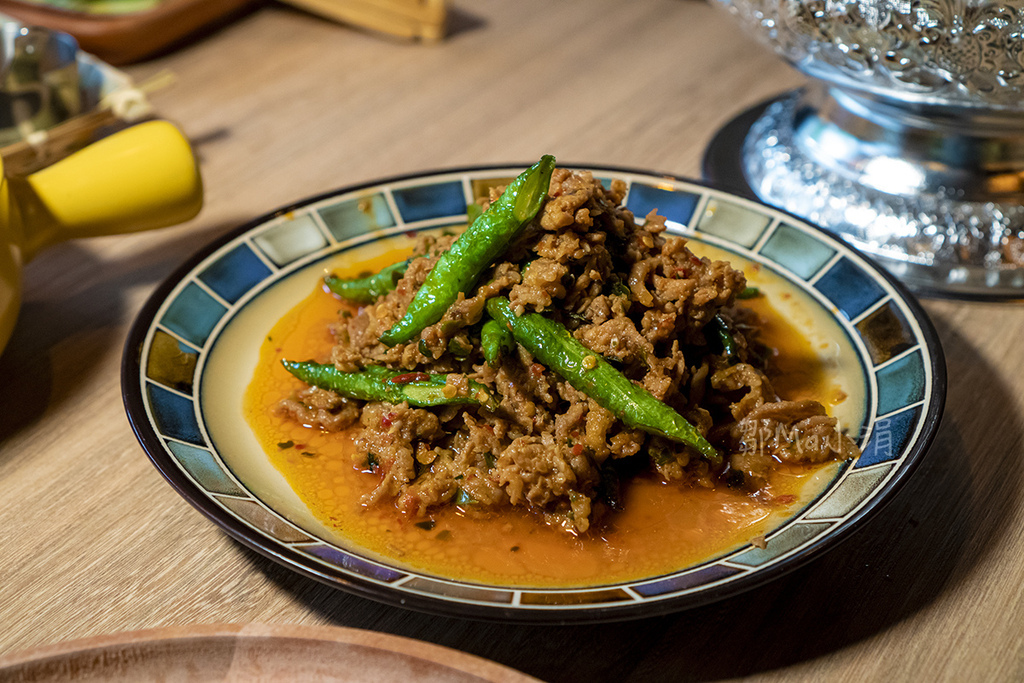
[[244, 251, 847, 588]]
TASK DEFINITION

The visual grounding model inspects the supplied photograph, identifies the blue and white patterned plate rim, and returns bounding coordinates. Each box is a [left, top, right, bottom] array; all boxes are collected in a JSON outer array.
[[122, 163, 946, 623]]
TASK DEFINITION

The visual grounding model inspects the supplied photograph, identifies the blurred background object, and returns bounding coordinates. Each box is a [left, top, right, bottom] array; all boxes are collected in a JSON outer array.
[[0, 0, 260, 65], [0, 0, 447, 66], [0, 18, 203, 361], [278, 0, 446, 41], [0, 20, 80, 146], [0, 118, 204, 358], [704, 0, 1024, 297], [0, 13, 165, 174]]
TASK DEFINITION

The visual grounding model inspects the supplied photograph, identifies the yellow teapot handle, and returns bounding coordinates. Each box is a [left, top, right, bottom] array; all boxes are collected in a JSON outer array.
[[14, 120, 203, 260]]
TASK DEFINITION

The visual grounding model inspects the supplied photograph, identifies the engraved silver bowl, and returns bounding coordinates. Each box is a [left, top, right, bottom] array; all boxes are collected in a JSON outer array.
[[705, 0, 1024, 296]]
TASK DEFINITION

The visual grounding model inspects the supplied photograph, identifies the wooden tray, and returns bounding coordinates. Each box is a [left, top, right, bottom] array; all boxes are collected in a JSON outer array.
[[0, 623, 540, 682], [0, 0, 261, 65]]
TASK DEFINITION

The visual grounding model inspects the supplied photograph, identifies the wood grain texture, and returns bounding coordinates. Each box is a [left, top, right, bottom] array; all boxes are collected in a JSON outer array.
[[1, 2, 1022, 681], [0, 624, 540, 681]]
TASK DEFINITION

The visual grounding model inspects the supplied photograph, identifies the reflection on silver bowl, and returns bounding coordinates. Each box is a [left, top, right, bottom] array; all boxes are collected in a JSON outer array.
[[708, 0, 1024, 296]]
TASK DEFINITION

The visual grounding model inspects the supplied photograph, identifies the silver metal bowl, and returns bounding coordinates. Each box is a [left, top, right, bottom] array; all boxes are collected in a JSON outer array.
[[707, 0, 1024, 296]]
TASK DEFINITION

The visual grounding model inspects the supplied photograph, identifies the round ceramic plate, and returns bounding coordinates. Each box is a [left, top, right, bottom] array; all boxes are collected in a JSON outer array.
[[0, 623, 538, 682], [122, 165, 945, 623]]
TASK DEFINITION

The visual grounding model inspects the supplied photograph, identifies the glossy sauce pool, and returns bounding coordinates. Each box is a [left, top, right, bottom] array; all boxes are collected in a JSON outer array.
[[244, 251, 847, 588]]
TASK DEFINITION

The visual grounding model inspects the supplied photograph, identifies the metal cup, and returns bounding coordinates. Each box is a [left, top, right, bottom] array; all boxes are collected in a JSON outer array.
[[707, 0, 1024, 296], [0, 20, 80, 147]]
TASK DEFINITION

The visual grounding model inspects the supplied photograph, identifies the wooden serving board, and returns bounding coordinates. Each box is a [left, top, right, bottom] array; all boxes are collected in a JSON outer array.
[[0, 0, 261, 65]]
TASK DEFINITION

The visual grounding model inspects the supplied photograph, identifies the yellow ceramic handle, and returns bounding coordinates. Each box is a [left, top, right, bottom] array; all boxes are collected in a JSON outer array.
[[16, 120, 203, 259]]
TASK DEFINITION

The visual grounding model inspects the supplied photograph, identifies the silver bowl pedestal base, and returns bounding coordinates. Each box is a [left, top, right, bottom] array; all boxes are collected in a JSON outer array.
[[706, 87, 1024, 298]]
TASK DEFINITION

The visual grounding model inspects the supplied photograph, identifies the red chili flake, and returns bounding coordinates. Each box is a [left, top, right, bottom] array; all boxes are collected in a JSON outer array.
[[381, 412, 396, 428], [388, 372, 430, 385], [572, 443, 584, 456], [774, 494, 797, 505], [530, 363, 544, 377], [690, 256, 703, 265], [405, 230, 418, 239]]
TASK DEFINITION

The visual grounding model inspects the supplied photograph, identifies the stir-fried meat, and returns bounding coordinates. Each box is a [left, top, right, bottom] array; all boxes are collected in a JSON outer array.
[[280, 168, 858, 533]]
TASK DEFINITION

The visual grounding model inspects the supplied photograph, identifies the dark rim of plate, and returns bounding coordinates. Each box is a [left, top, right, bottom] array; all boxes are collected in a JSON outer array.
[[121, 163, 947, 624]]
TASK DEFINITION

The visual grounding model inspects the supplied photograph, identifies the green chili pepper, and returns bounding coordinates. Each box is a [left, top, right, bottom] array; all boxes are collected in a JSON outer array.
[[282, 361, 496, 409], [481, 318, 515, 366], [379, 156, 556, 346], [485, 297, 720, 465], [466, 201, 483, 226], [324, 258, 411, 304]]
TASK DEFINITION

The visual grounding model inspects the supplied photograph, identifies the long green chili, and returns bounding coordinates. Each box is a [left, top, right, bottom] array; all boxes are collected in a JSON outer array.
[[485, 297, 720, 464], [282, 361, 496, 409], [379, 155, 556, 346], [481, 318, 515, 366], [324, 258, 411, 304]]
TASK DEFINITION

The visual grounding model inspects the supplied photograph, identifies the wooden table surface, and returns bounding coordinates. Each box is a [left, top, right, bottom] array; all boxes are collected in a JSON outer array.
[[2, 1, 1022, 681]]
